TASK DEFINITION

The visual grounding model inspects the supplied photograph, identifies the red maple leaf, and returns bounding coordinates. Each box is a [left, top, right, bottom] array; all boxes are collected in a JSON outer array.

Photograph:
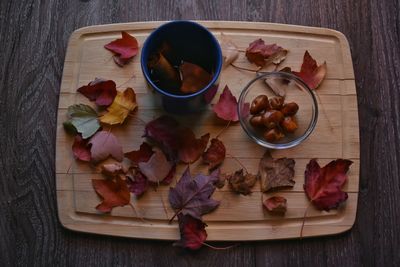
[[124, 142, 154, 165], [292, 50, 327, 90], [304, 159, 353, 211], [202, 138, 226, 170], [178, 128, 210, 164], [77, 78, 117, 106], [104, 31, 139, 66], [174, 214, 207, 250], [72, 135, 91, 162], [212, 85, 239, 122], [92, 176, 130, 213]]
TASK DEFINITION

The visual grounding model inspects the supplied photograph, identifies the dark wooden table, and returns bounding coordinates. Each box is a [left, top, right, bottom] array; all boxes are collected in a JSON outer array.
[[1, 0, 399, 266]]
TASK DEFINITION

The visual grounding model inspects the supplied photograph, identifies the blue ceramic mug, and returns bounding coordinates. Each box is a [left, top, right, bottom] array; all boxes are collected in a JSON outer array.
[[140, 20, 222, 114]]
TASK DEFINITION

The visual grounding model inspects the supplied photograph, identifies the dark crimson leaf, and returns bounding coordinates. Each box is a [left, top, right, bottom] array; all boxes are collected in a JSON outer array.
[[124, 142, 154, 165], [77, 78, 117, 106], [203, 138, 226, 170], [178, 128, 210, 164], [174, 214, 207, 250]]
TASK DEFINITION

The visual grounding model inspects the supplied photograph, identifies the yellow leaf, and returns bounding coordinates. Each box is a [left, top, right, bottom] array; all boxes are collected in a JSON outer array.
[[100, 87, 137, 125]]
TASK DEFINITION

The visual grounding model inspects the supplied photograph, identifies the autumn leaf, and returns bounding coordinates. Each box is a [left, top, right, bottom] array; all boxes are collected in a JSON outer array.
[[104, 31, 139, 66], [138, 148, 173, 183], [77, 78, 117, 106], [202, 138, 226, 170], [174, 214, 207, 250], [72, 135, 91, 162], [89, 131, 124, 162], [92, 176, 130, 213], [204, 84, 219, 104], [178, 128, 210, 164], [101, 163, 127, 177], [169, 167, 220, 221], [263, 196, 287, 215], [100, 87, 137, 125], [126, 170, 149, 197], [63, 121, 78, 135], [292, 50, 327, 90], [212, 85, 239, 122], [245, 39, 287, 67], [220, 33, 239, 68], [65, 104, 100, 139], [147, 52, 181, 92], [304, 159, 352, 211], [124, 142, 154, 165], [179, 62, 212, 94], [227, 169, 258, 195], [259, 151, 295, 192]]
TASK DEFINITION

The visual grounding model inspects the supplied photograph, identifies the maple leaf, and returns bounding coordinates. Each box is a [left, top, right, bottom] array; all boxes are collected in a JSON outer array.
[[124, 142, 154, 165], [126, 170, 149, 197], [227, 169, 258, 195], [66, 104, 100, 139], [104, 31, 139, 66], [245, 39, 287, 67], [169, 167, 220, 221], [101, 163, 127, 177], [77, 78, 117, 106], [202, 138, 226, 170], [179, 62, 212, 94], [174, 214, 207, 250], [89, 131, 124, 162], [220, 33, 239, 68], [263, 196, 287, 215], [138, 148, 173, 183], [100, 87, 137, 125], [212, 85, 239, 122], [259, 151, 295, 192], [178, 128, 210, 164], [92, 176, 130, 213], [292, 50, 327, 90], [304, 159, 352, 211], [72, 135, 91, 162], [143, 115, 180, 156]]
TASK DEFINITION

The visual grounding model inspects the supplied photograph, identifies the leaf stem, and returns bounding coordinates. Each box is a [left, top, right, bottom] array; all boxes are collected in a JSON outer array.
[[300, 202, 312, 238], [129, 202, 148, 224], [230, 63, 261, 73], [116, 75, 135, 89], [215, 120, 231, 139], [226, 153, 248, 174], [202, 242, 239, 250], [127, 114, 147, 125], [315, 92, 334, 132]]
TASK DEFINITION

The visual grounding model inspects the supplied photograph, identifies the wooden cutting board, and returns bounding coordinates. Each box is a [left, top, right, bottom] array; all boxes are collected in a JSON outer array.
[[56, 21, 359, 241]]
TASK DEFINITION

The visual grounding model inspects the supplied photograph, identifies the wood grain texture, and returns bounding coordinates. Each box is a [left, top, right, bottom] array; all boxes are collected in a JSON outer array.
[[0, 0, 399, 266]]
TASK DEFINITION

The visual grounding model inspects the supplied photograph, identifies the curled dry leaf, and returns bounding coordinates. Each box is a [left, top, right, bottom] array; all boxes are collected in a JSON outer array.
[[245, 39, 287, 67], [304, 159, 352, 211], [179, 62, 212, 94], [292, 50, 327, 90], [100, 87, 138, 125], [66, 104, 100, 139], [178, 128, 210, 164], [148, 52, 181, 92], [263, 196, 287, 215], [72, 135, 91, 162], [138, 148, 173, 183], [104, 31, 139, 66], [169, 167, 220, 220], [126, 170, 149, 197], [89, 131, 124, 163], [220, 33, 239, 68], [124, 142, 154, 165], [227, 169, 258, 195], [77, 78, 117, 107], [202, 138, 226, 170], [259, 151, 295, 192], [92, 176, 130, 213], [212, 85, 239, 122], [174, 214, 207, 250]]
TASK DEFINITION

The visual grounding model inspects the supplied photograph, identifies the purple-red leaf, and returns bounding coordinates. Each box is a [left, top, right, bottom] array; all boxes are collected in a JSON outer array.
[[126, 170, 149, 197], [169, 167, 220, 220], [174, 214, 207, 250], [304, 159, 352, 211], [124, 142, 154, 165], [178, 128, 210, 164], [138, 148, 173, 183], [72, 135, 91, 162], [212, 86, 239, 122], [77, 78, 117, 106], [89, 131, 124, 163]]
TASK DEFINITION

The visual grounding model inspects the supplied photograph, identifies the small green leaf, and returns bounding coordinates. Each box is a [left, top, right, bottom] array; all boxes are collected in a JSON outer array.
[[63, 120, 77, 135], [67, 104, 100, 139]]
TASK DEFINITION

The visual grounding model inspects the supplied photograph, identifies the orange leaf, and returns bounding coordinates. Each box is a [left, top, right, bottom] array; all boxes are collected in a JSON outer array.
[[92, 176, 130, 213]]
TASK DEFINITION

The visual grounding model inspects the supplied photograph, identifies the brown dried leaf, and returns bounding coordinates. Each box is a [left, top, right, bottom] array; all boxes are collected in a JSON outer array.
[[227, 169, 258, 195]]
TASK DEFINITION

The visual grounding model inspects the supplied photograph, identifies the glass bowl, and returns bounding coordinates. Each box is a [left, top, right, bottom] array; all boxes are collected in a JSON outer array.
[[237, 71, 318, 149]]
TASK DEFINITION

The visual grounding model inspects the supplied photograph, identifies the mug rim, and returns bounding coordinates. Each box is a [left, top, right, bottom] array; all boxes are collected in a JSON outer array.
[[140, 20, 223, 99]]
